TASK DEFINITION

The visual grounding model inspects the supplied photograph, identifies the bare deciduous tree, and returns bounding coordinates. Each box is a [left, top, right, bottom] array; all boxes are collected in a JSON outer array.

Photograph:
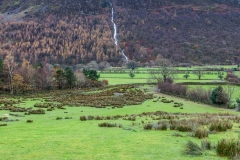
[[193, 69, 204, 80], [4, 54, 17, 94], [149, 58, 175, 83]]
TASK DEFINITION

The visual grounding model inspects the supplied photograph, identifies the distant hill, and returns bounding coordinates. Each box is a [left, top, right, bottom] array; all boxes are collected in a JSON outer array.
[[0, 0, 240, 65]]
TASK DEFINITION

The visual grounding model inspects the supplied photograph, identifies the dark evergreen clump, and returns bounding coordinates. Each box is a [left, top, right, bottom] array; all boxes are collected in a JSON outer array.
[[210, 86, 228, 105], [83, 69, 100, 81]]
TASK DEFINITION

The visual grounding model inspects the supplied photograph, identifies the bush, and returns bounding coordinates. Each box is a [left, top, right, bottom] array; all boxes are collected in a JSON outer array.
[[187, 87, 212, 104], [177, 124, 192, 132], [80, 116, 87, 121], [194, 128, 208, 139], [101, 79, 109, 86], [56, 117, 62, 120], [26, 120, 33, 123], [160, 123, 168, 130], [144, 123, 153, 130], [98, 122, 117, 127], [95, 115, 103, 120], [158, 82, 187, 97], [225, 72, 240, 83], [155, 123, 168, 130], [210, 86, 228, 105], [87, 115, 94, 120], [184, 140, 202, 155], [216, 139, 240, 159], [209, 120, 233, 132]]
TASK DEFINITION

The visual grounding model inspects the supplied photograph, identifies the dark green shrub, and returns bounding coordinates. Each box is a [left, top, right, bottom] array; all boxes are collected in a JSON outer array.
[[98, 122, 117, 127], [80, 116, 87, 121], [56, 117, 62, 120], [173, 104, 180, 107], [144, 123, 153, 130], [26, 120, 33, 123], [210, 86, 228, 105], [65, 117, 72, 119], [0, 124, 7, 126], [184, 140, 202, 155], [160, 124, 168, 130]]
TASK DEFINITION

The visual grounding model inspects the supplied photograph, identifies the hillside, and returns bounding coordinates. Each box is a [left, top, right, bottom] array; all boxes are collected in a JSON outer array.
[[0, 0, 240, 65]]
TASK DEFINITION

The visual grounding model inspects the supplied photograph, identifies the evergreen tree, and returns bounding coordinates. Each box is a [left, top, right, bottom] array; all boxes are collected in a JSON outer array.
[[64, 67, 76, 89], [55, 70, 65, 89], [83, 69, 100, 81], [210, 86, 228, 105], [129, 71, 135, 78], [127, 61, 138, 71]]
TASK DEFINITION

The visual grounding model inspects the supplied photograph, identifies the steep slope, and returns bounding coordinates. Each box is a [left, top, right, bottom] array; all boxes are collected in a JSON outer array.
[[0, 0, 240, 65]]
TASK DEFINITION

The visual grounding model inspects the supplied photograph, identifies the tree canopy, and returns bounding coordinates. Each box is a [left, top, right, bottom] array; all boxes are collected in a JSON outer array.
[[210, 86, 228, 105], [83, 69, 100, 81]]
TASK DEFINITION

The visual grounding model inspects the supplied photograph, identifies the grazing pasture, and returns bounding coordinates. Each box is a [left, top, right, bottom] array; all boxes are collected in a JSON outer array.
[[1, 66, 240, 159]]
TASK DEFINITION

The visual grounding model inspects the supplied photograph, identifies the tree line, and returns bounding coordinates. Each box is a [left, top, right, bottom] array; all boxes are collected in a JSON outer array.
[[0, 55, 102, 94]]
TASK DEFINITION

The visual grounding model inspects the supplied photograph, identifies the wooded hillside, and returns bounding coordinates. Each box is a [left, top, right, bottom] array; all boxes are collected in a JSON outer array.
[[0, 0, 240, 65]]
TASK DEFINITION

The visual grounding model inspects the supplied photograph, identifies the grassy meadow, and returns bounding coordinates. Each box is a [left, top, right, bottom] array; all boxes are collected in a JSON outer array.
[[0, 92, 238, 160], [1, 66, 240, 160], [99, 66, 229, 85]]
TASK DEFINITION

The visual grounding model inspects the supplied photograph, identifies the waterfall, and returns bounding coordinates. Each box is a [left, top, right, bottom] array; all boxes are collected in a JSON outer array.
[[110, 2, 129, 62]]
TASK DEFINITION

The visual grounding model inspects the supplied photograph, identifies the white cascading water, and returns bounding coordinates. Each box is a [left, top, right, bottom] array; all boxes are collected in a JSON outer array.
[[110, 2, 129, 62]]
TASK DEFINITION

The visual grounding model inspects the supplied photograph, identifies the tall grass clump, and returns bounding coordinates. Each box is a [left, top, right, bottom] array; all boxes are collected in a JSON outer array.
[[184, 140, 202, 156], [209, 120, 233, 132], [194, 128, 208, 139], [216, 139, 240, 159], [201, 139, 212, 150]]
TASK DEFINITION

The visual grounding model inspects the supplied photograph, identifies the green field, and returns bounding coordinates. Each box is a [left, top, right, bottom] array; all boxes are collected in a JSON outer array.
[[1, 66, 240, 160], [0, 90, 238, 160], [100, 71, 226, 85]]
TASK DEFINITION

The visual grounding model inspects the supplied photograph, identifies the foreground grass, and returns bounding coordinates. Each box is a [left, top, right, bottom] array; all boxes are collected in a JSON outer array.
[[0, 89, 238, 160]]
